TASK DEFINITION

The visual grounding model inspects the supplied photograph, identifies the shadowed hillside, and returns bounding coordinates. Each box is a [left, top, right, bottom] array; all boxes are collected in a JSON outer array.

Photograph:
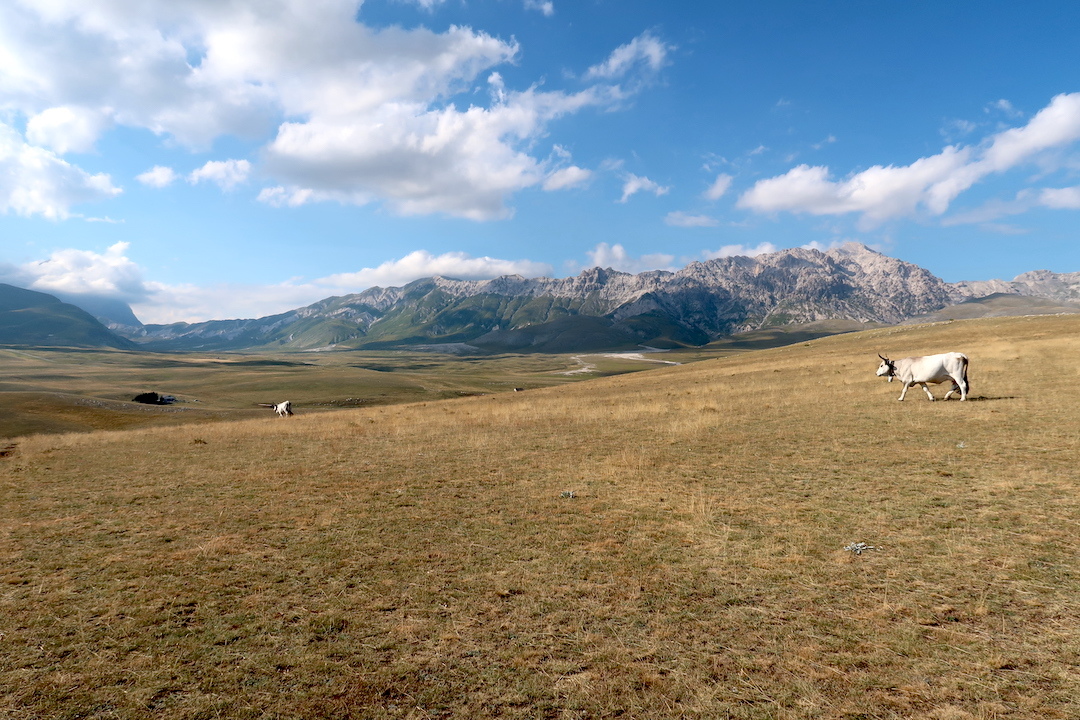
[[2, 314, 1079, 718], [0, 284, 135, 349]]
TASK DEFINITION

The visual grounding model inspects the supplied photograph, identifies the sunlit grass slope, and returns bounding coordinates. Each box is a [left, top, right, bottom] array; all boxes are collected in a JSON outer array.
[[2, 315, 1079, 719]]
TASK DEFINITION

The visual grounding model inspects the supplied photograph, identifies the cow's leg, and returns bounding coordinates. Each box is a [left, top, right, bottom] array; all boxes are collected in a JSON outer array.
[[920, 382, 935, 401], [898, 382, 911, 401], [944, 374, 968, 401]]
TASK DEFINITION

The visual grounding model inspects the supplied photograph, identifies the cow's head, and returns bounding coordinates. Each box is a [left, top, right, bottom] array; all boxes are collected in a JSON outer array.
[[876, 354, 896, 382]]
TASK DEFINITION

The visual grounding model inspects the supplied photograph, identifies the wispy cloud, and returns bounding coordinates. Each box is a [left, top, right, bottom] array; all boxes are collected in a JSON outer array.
[[585, 31, 671, 80], [665, 211, 718, 228], [619, 173, 669, 203], [524, 0, 554, 16], [702, 173, 733, 201]]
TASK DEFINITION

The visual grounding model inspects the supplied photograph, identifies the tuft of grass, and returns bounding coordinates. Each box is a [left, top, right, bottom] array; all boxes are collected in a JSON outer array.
[[1, 314, 1079, 718]]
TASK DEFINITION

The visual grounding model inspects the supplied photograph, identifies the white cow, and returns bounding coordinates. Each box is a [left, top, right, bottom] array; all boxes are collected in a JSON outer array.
[[876, 352, 970, 401], [259, 399, 293, 416]]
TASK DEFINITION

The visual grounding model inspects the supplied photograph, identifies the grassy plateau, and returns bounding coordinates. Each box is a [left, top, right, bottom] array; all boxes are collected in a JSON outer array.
[[1, 315, 1079, 718]]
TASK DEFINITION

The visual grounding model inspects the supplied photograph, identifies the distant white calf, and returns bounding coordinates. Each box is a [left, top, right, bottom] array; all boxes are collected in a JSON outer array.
[[876, 352, 969, 401]]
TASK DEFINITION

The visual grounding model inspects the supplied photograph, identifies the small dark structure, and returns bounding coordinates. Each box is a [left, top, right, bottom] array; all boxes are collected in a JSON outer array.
[[132, 392, 177, 405]]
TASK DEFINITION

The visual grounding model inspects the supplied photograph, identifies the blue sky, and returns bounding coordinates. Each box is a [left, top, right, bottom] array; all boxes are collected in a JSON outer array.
[[2, 0, 1080, 324]]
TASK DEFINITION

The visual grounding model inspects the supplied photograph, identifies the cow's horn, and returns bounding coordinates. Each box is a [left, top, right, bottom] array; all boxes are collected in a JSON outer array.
[[878, 353, 887, 360]]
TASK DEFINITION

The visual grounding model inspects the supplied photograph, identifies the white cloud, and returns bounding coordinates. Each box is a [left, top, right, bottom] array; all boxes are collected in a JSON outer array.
[[703, 173, 733, 201], [25, 106, 110, 154], [738, 93, 1080, 225], [189, 159, 251, 190], [1, 1, 665, 221], [0, 122, 122, 219], [580, 243, 674, 273], [524, 0, 554, 16], [543, 165, 592, 191], [702, 242, 778, 260], [980, 93, 1080, 172], [1038, 186, 1080, 209], [14, 242, 150, 302], [318, 250, 553, 289], [136, 165, 178, 188], [987, 98, 1024, 119], [257, 186, 316, 208], [665, 211, 718, 228], [586, 32, 671, 80], [619, 173, 669, 203], [737, 147, 973, 224]]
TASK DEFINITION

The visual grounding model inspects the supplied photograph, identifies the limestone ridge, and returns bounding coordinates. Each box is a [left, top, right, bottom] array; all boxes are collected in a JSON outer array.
[[952, 268, 1080, 302], [120, 243, 974, 352]]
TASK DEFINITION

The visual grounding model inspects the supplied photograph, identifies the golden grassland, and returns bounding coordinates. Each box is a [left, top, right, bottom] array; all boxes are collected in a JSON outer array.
[[0, 347, 664, 438], [2, 315, 1079, 719]]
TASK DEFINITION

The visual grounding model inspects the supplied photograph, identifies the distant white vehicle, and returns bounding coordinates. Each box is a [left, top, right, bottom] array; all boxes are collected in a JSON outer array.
[[259, 400, 294, 416], [876, 352, 970, 401]]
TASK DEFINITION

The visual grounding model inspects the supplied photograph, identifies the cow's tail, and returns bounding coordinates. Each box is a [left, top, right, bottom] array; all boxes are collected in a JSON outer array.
[[961, 354, 971, 395]]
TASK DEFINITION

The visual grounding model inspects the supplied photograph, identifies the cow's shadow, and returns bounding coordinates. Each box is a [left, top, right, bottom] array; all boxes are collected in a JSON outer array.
[[965, 395, 1019, 402]]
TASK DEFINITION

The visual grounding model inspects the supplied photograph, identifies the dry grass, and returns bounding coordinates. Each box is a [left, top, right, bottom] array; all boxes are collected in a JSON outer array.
[[2, 315, 1079, 718]]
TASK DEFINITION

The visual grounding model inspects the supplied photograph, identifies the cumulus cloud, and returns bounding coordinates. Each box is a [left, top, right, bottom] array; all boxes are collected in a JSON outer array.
[[579, 243, 675, 273], [619, 173, 669, 203], [318, 250, 553, 289], [1, 2, 667, 220], [738, 92, 1080, 226], [702, 242, 778, 260], [665, 211, 718, 228], [0, 122, 122, 219], [12, 242, 150, 302], [737, 147, 974, 224], [703, 173, 733, 201], [189, 159, 251, 190], [25, 106, 110, 154], [136, 165, 178, 188]]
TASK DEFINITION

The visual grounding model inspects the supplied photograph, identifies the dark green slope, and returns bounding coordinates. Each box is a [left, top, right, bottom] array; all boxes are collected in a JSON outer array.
[[0, 284, 136, 349]]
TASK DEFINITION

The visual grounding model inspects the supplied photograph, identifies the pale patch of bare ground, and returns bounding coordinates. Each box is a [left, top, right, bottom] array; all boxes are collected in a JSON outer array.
[[2, 314, 1079, 719]]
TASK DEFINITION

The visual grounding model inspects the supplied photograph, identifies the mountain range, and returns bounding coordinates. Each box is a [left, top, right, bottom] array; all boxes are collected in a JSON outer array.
[[4, 243, 1079, 352]]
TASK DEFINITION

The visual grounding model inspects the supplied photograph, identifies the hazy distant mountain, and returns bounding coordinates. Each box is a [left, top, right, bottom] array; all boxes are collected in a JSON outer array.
[[121, 243, 961, 352], [50, 291, 144, 329], [0, 284, 136, 349]]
